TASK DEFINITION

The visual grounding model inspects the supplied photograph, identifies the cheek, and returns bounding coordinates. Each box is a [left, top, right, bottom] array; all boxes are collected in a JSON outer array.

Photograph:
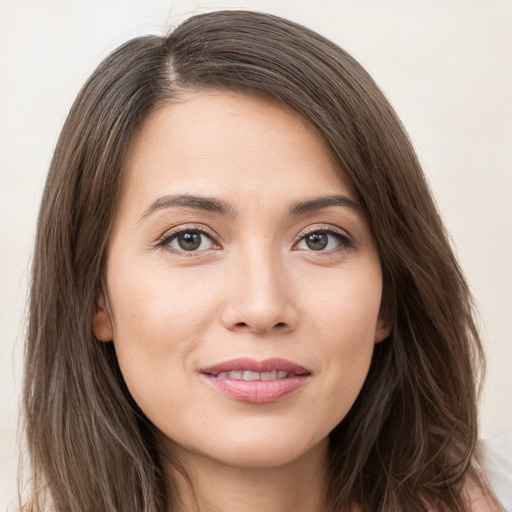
[[106, 262, 222, 405], [109, 258, 221, 340], [303, 269, 382, 420], [307, 265, 383, 345]]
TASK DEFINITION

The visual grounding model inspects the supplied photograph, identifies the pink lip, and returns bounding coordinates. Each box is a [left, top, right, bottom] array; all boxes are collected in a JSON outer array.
[[202, 357, 310, 375], [200, 358, 311, 404]]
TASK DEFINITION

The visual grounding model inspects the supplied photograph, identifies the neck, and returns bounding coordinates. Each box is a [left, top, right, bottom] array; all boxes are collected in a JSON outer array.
[[161, 438, 330, 512]]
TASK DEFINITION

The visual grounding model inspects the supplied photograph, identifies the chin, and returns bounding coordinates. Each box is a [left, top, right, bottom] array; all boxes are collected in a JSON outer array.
[[171, 427, 328, 470]]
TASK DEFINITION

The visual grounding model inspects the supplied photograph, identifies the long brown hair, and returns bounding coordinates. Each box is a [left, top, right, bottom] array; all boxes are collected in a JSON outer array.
[[22, 10, 483, 512]]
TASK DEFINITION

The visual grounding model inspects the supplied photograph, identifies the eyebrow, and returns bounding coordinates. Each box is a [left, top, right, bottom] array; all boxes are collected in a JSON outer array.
[[288, 195, 363, 216], [139, 194, 237, 222], [139, 193, 363, 222]]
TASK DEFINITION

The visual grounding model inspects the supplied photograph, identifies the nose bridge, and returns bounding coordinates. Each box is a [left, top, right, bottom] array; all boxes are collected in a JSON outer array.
[[221, 238, 298, 334]]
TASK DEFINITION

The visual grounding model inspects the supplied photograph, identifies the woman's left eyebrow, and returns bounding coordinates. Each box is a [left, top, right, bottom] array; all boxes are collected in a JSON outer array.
[[288, 195, 363, 217]]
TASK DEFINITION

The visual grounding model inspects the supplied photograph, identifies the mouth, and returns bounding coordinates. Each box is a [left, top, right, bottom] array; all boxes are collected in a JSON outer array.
[[207, 370, 298, 380], [200, 358, 311, 403]]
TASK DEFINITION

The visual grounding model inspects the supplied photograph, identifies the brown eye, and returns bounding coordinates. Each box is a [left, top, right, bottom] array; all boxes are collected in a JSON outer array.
[[295, 229, 351, 252], [176, 232, 202, 251], [305, 232, 328, 250], [165, 229, 216, 252]]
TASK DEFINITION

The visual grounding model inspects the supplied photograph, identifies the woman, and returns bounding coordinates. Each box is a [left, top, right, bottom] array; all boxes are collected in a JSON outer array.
[[22, 10, 508, 512]]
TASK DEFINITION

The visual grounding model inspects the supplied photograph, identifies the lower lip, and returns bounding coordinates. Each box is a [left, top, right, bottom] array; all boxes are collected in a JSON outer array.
[[201, 374, 309, 403]]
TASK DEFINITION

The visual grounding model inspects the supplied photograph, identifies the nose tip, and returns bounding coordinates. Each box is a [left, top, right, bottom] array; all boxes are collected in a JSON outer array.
[[220, 258, 299, 335]]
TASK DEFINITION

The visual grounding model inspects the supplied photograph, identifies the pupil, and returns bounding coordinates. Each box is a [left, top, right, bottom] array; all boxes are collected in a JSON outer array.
[[306, 232, 328, 250], [178, 232, 201, 251]]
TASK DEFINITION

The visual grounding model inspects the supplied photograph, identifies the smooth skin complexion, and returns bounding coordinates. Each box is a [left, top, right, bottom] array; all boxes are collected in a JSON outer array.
[[94, 91, 391, 512]]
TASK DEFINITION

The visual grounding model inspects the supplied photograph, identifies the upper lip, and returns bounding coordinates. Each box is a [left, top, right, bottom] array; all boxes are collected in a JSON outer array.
[[201, 357, 311, 376]]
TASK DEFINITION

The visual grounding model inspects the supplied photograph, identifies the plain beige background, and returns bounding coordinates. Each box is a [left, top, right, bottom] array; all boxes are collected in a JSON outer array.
[[1, 0, 511, 509]]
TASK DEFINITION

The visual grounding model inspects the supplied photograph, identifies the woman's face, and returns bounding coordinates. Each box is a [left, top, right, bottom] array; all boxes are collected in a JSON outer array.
[[94, 91, 390, 469]]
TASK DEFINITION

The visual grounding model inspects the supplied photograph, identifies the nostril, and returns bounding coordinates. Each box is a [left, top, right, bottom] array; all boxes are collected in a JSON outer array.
[[233, 321, 287, 331]]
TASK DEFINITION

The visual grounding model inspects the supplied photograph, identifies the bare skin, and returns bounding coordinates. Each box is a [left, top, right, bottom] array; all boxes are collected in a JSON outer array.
[[163, 436, 330, 512]]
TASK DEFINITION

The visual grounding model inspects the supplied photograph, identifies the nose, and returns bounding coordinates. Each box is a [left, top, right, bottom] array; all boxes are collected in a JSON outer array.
[[220, 249, 299, 335]]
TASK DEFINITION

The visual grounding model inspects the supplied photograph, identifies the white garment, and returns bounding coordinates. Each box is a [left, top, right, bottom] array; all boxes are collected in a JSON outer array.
[[477, 432, 512, 511]]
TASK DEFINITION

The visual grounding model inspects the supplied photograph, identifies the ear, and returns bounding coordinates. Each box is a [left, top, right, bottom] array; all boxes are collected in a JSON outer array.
[[93, 293, 114, 342], [374, 315, 392, 344], [375, 284, 393, 343]]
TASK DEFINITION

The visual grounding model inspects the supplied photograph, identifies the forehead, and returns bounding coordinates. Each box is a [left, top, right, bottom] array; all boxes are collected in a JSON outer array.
[[119, 90, 356, 216]]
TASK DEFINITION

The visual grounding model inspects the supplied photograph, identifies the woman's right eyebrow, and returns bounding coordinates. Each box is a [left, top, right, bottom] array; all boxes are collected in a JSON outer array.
[[139, 194, 237, 222]]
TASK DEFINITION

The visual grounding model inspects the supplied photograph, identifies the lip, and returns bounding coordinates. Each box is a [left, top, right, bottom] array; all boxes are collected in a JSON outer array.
[[200, 357, 311, 404], [202, 357, 310, 375]]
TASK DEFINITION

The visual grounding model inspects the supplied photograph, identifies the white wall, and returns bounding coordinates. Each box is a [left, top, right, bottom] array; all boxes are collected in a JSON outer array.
[[1, 0, 511, 509]]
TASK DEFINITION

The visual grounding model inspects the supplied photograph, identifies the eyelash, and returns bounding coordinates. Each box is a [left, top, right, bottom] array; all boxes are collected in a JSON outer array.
[[155, 224, 353, 256]]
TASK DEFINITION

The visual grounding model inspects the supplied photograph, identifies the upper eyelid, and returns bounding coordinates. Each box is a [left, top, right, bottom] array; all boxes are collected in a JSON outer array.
[[296, 224, 351, 240], [156, 224, 220, 247]]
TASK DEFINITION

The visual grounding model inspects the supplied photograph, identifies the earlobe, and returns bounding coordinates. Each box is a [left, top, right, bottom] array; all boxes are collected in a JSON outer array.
[[93, 293, 114, 342]]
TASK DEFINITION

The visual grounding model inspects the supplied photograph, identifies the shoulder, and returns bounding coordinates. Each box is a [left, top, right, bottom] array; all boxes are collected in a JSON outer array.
[[475, 432, 512, 511], [427, 434, 512, 512]]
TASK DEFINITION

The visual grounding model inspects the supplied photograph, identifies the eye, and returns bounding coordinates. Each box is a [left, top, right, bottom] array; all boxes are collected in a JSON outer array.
[[159, 228, 218, 253], [295, 229, 350, 252]]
